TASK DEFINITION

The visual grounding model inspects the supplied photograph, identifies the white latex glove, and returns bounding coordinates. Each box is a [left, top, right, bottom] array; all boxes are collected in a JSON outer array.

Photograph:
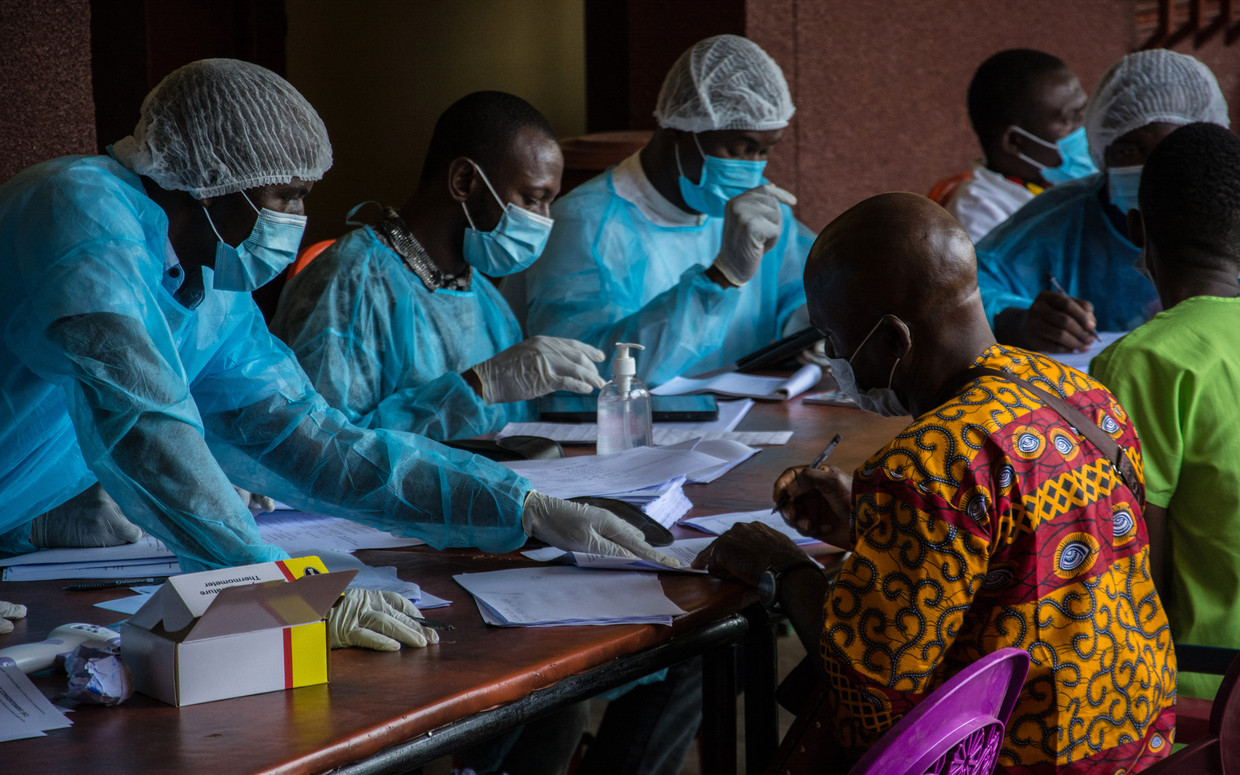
[[29, 483, 143, 548], [233, 486, 276, 516], [522, 491, 681, 568], [0, 601, 27, 635], [327, 589, 440, 651], [712, 183, 798, 286], [472, 335, 606, 404]]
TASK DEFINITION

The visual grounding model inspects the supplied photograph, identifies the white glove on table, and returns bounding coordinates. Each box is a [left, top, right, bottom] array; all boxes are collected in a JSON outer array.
[[29, 483, 143, 548], [327, 589, 440, 651], [0, 601, 27, 636], [712, 184, 797, 286], [522, 492, 680, 568], [472, 336, 606, 404]]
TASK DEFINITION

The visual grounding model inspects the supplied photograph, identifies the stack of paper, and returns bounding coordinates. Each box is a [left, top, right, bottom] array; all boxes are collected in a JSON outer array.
[[602, 476, 693, 528], [501, 445, 729, 500], [0, 663, 73, 742], [524, 536, 715, 573], [497, 399, 754, 446], [651, 364, 821, 401], [454, 566, 686, 627], [1, 509, 425, 582]]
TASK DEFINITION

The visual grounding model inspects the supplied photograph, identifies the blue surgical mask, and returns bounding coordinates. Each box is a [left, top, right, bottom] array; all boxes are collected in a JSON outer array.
[[461, 162, 554, 277], [1106, 165, 1144, 216], [202, 192, 307, 292], [1009, 125, 1097, 185], [676, 134, 766, 217], [824, 316, 910, 417]]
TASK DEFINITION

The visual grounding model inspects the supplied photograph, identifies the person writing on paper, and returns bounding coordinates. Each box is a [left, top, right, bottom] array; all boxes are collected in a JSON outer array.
[[695, 193, 1174, 772], [0, 59, 674, 651], [273, 92, 605, 441], [522, 34, 814, 386], [976, 49, 1228, 353], [1092, 123, 1240, 701], [943, 49, 1092, 243]]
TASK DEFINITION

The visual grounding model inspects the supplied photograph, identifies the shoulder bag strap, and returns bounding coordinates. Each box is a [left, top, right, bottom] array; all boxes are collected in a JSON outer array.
[[966, 366, 1145, 504]]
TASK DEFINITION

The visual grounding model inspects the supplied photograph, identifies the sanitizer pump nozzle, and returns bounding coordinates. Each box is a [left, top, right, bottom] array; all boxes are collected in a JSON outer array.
[[612, 342, 643, 395]]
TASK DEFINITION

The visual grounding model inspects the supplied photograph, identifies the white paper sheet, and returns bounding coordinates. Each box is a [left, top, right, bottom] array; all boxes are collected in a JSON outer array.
[[454, 566, 686, 627], [0, 535, 174, 568], [0, 663, 72, 742], [256, 511, 425, 553], [651, 364, 821, 401], [1042, 330, 1127, 373], [3, 557, 181, 582], [679, 509, 835, 548], [500, 445, 728, 500]]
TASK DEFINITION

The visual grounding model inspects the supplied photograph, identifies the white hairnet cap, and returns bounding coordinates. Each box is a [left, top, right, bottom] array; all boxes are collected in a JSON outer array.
[[654, 35, 794, 133], [1084, 49, 1229, 168], [113, 58, 332, 198]]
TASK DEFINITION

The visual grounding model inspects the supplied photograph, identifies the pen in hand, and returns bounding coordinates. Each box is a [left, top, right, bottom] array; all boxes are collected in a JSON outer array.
[[1046, 273, 1099, 338], [771, 433, 843, 515]]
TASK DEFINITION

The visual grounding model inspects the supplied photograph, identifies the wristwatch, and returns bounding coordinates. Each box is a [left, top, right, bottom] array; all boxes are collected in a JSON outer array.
[[757, 559, 821, 612]]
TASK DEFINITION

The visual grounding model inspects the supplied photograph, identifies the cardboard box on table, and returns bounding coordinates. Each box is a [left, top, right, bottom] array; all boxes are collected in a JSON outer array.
[[121, 556, 355, 706]]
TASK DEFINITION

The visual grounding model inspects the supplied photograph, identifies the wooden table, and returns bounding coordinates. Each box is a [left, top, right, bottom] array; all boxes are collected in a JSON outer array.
[[0, 396, 907, 774]]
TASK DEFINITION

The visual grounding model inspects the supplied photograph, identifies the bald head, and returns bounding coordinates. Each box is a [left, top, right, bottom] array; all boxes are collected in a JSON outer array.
[[804, 194, 995, 416], [806, 193, 978, 329]]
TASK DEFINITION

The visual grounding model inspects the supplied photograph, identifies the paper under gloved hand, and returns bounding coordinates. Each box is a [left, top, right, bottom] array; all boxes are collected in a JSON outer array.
[[472, 335, 606, 404], [712, 183, 797, 286], [327, 589, 440, 651], [0, 601, 27, 635], [522, 491, 681, 568], [29, 483, 144, 549]]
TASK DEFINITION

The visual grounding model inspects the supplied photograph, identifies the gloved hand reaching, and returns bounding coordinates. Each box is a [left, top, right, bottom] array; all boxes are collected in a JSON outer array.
[[712, 184, 797, 286], [326, 589, 440, 651], [522, 491, 681, 568], [233, 486, 276, 516], [471, 336, 606, 404], [0, 601, 27, 635], [29, 483, 144, 548]]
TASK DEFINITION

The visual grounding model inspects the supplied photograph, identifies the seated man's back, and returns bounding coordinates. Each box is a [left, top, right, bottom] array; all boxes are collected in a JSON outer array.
[[1092, 122, 1240, 700]]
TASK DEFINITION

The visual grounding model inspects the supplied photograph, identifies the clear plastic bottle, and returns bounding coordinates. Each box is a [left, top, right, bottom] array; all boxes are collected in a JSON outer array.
[[596, 342, 653, 455]]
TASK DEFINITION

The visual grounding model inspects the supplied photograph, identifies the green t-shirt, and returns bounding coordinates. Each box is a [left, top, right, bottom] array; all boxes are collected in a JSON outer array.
[[1092, 295, 1240, 699]]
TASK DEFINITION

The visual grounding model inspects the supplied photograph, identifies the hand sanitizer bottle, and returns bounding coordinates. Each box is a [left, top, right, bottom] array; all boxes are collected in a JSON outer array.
[[597, 342, 653, 455]]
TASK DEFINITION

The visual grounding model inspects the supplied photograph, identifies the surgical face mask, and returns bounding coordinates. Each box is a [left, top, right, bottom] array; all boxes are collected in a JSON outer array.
[[202, 192, 307, 292], [1008, 125, 1097, 185], [824, 316, 910, 417], [461, 162, 554, 277], [676, 134, 767, 217], [1106, 164, 1144, 216]]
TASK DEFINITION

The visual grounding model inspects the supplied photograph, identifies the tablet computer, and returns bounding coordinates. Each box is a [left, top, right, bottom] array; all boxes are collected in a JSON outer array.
[[538, 393, 719, 423], [735, 326, 821, 373]]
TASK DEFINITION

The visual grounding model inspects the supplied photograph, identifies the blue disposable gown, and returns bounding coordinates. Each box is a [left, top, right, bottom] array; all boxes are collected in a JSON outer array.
[[272, 226, 533, 440], [524, 169, 813, 386], [975, 173, 1159, 331], [0, 156, 530, 570]]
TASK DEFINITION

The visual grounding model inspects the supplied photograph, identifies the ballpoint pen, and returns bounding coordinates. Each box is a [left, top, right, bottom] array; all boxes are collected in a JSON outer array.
[[63, 577, 167, 591], [771, 433, 843, 514], [1046, 273, 1099, 338]]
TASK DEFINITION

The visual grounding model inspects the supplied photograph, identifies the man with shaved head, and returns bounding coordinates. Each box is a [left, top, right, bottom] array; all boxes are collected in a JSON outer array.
[[697, 193, 1175, 773]]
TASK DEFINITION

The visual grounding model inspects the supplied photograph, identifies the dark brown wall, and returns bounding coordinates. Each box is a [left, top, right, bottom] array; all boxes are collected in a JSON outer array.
[[747, 0, 1240, 232], [0, 0, 96, 183]]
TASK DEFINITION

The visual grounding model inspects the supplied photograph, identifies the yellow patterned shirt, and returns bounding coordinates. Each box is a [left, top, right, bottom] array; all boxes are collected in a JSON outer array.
[[821, 344, 1175, 774]]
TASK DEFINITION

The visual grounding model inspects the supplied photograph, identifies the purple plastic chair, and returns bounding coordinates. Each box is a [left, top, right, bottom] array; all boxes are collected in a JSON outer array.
[[846, 648, 1030, 775]]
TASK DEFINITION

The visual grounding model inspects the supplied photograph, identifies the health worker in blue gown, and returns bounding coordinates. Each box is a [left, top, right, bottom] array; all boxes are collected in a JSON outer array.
[[273, 92, 605, 441], [976, 49, 1229, 353], [0, 59, 672, 647], [521, 34, 815, 387]]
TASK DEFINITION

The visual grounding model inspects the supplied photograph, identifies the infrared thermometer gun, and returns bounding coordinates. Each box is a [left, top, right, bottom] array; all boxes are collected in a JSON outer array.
[[0, 623, 121, 674]]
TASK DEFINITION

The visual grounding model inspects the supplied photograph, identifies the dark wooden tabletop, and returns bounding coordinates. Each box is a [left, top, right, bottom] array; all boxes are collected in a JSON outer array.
[[0, 394, 907, 774]]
